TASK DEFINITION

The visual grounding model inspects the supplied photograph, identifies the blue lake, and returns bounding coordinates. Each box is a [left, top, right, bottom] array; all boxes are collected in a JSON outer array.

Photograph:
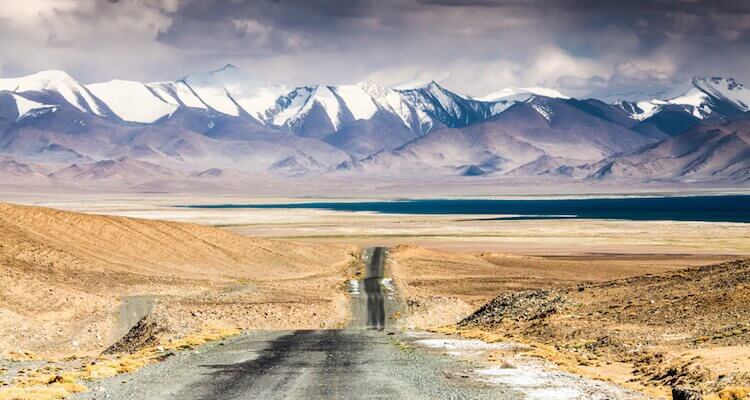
[[181, 195, 750, 223]]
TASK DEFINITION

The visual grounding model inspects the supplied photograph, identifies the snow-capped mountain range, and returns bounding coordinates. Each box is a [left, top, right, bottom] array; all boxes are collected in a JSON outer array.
[[0, 65, 748, 189]]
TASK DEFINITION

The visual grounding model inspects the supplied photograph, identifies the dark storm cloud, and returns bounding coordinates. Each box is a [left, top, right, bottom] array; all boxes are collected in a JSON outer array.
[[2, 0, 750, 98], [154, 0, 376, 55], [422, 0, 750, 47], [422, 0, 750, 14]]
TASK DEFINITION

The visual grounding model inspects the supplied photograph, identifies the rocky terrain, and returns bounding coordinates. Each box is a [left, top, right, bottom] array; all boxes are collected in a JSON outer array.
[[456, 259, 750, 398], [385, 245, 750, 398], [386, 245, 734, 330]]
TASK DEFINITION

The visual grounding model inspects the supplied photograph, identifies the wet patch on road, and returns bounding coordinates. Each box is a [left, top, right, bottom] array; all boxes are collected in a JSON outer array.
[[349, 247, 398, 330]]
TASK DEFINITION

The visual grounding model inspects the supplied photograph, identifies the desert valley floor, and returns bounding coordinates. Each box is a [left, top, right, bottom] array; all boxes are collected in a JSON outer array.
[[0, 193, 748, 400]]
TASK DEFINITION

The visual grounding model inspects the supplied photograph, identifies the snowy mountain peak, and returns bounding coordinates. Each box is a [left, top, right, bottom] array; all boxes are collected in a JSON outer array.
[[353, 81, 378, 90], [177, 65, 296, 119], [184, 64, 256, 88], [478, 86, 569, 102], [402, 80, 440, 90], [356, 81, 391, 97], [423, 80, 459, 96], [182, 68, 245, 116], [0, 70, 105, 116], [618, 76, 750, 122], [332, 83, 378, 120], [200, 63, 243, 79], [217, 63, 239, 71], [0, 66, 748, 185], [694, 76, 744, 91], [86, 79, 178, 123], [474, 87, 567, 115], [692, 76, 750, 111], [302, 85, 343, 129], [399, 80, 460, 97], [2, 69, 74, 87]]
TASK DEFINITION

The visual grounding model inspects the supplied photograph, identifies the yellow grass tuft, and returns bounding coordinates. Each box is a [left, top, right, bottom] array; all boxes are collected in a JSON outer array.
[[432, 326, 507, 343], [163, 327, 241, 351], [0, 381, 86, 400], [1, 369, 88, 400], [6, 351, 37, 362], [716, 387, 750, 400], [438, 326, 673, 399], [0, 326, 242, 400]]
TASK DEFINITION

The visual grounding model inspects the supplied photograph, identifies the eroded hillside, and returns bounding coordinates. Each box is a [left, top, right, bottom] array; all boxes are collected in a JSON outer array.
[[0, 203, 358, 357]]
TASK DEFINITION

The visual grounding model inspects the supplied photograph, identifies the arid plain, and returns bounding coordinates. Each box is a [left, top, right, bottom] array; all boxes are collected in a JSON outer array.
[[1, 193, 749, 399]]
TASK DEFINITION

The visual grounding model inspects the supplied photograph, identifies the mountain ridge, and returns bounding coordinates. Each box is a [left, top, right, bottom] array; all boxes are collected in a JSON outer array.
[[0, 67, 748, 189]]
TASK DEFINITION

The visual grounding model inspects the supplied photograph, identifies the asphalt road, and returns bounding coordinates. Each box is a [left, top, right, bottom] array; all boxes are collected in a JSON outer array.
[[75, 248, 519, 400], [363, 247, 386, 329], [350, 247, 397, 330]]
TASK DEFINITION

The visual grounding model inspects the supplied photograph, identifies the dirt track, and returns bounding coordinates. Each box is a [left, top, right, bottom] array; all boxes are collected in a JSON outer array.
[[71, 249, 643, 400], [72, 249, 523, 400]]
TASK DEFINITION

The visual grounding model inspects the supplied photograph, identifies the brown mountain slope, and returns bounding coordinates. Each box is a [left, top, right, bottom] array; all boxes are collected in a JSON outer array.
[[0, 203, 357, 357]]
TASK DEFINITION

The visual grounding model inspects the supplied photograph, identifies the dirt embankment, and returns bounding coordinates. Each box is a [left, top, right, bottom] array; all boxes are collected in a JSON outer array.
[[0, 202, 358, 358], [387, 244, 729, 330], [457, 259, 750, 399], [389, 245, 749, 398]]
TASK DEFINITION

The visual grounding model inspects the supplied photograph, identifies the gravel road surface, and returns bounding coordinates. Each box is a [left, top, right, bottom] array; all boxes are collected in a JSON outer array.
[[72, 248, 637, 399]]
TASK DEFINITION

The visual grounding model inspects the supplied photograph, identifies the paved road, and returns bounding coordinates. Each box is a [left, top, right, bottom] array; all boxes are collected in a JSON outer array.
[[363, 247, 386, 329], [349, 247, 397, 330], [75, 248, 519, 400]]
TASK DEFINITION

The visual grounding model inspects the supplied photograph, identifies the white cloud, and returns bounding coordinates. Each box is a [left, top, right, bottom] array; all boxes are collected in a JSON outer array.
[[0, 0, 178, 81], [523, 47, 609, 87], [232, 18, 272, 46]]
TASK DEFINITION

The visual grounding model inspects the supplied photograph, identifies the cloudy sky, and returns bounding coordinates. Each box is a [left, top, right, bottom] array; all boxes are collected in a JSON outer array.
[[1, 0, 749, 98]]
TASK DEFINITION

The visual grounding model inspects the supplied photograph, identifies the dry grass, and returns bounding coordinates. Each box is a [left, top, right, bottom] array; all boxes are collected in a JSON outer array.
[[432, 326, 506, 344], [434, 326, 589, 372], [438, 326, 673, 399], [0, 326, 241, 400], [706, 387, 750, 400], [0, 381, 86, 400], [5, 352, 37, 362], [163, 327, 241, 350]]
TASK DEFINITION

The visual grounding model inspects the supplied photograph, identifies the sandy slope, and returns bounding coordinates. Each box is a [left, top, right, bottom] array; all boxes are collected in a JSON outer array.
[[0, 203, 357, 357], [457, 259, 750, 398], [389, 245, 749, 398], [387, 245, 734, 329]]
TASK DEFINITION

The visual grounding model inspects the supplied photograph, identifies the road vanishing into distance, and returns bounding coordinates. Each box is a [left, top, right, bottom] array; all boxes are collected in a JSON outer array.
[[75, 248, 522, 399]]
